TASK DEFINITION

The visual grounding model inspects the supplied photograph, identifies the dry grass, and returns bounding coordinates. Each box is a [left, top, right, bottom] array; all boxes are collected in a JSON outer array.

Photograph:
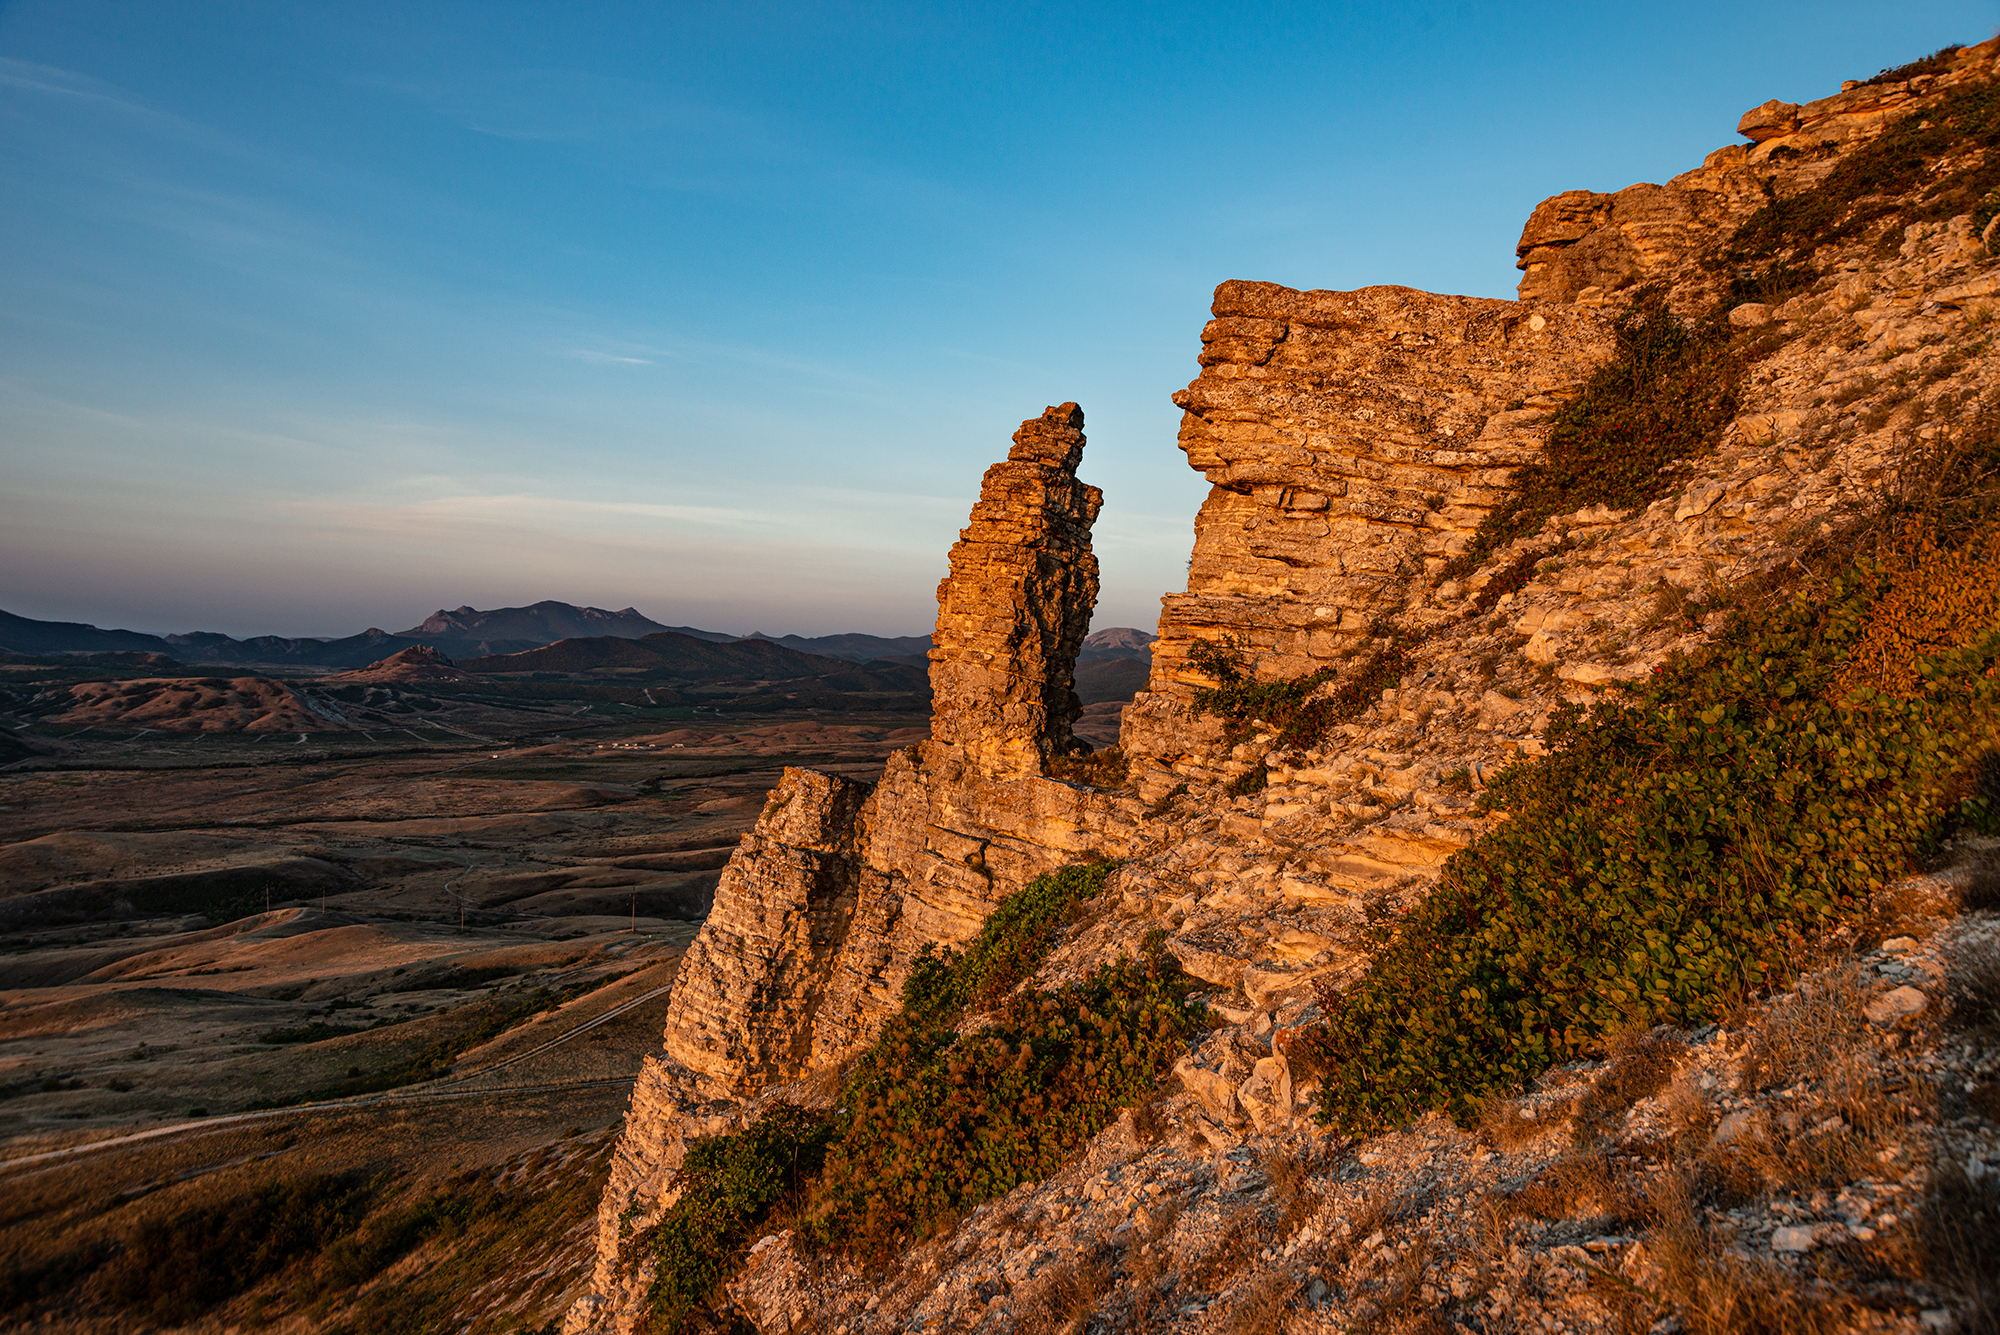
[[1216, 1269, 1302, 1334], [1697, 955, 1927, 1207], [1947, 925, 2000, 1036], [1264, 1143, 1323, 1236], [1113, 1194, 1186, 1335], [1475, 1093, 1557, 1151], [1735, 967, 1872, 1095], [1129, 1096, 1169, 1146], [1917, 1160, 2000, 1332], [1494, 1146, 1647, 1229], [1958, 834, 2000, 912], [1639, 1171, 1863, 1335], [1013, 1242, 1116, 1335], [1573, 1028, 1689, 1140], [1187, 1201, 1265, 1292], [1347, 1237, 1444, 1335]]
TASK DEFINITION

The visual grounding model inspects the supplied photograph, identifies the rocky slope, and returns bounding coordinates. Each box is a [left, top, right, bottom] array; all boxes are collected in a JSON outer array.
[[568, 40, 2000, 1335]]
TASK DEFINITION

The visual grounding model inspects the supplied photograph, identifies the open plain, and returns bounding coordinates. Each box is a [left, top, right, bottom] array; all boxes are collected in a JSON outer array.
[[0, 692, 929, 1331]]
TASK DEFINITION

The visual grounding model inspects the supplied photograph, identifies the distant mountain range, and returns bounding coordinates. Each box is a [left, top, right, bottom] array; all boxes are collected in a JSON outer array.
[[460, 632, 928, 692], [395, 601, 734, 646], [0, 605, 1153, 690], [744, 631, 934, 662], [1079, 627, 1155, 661], [0, 610, 175, 657]]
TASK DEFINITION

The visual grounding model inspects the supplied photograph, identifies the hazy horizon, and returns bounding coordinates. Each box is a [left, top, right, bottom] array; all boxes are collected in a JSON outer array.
[[2, 1, 1985, 639]]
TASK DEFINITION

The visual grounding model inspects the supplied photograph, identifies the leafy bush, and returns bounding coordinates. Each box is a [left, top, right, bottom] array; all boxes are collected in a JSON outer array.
[[1296, 545, 2000, 1135], [1445, 291, 1740, 580], [1862, 44, 1963, 87], [1047, 744, 1131, 790], [805, 947, 1200, 1258], [1185, 634, 1417, 760], [643, 862, 1200, 1326], [642, 1105, 834, 1334], [900, 861, 1117, 1024], [1723, 73, 2000, 267]]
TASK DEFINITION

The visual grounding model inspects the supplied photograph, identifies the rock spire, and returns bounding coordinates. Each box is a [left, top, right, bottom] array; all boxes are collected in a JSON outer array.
[[929, 402, 1103, 780]]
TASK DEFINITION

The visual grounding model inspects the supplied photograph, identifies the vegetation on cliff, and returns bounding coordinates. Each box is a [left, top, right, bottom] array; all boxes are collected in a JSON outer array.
[[1445, 291, 1741, 580], [1297, 433, 2000, 1132], [1186, 632, 1417, 780], [1183, 290, 1743, 794], [642, 861, 1203, 1329], [1722, 68, 2000, 301]]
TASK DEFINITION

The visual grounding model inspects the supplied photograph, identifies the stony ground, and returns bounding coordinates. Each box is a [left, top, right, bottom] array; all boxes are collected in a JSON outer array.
[[721, 846, 2000, 1335]]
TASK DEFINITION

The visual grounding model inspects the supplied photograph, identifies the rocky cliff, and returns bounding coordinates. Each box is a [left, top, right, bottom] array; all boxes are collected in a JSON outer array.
[[571, 39, 2000, 1335], [571, 405, 1157, 1331]]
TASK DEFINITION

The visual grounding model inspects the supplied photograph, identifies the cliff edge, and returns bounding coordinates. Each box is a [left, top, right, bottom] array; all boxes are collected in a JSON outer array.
[[571, 39, 2000, 1335]]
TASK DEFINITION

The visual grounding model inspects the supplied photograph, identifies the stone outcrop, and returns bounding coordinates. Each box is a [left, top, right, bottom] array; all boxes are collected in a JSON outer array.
[[575, 38, 2000, 1335], [570, 406, 1142, 1333], [930, 402, 1102, 779], [1120, 281, 1611, 797], [1517, 45, 2000, 307]]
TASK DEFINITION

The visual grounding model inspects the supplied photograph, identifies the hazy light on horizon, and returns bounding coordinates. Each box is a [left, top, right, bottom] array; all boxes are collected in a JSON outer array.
[[0, 2, 1986, 639]]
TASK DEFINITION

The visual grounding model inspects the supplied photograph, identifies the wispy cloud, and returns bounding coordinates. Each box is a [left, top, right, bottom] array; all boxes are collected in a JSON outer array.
[[365, 69, 747, 144], [569, 349, 654, 365]]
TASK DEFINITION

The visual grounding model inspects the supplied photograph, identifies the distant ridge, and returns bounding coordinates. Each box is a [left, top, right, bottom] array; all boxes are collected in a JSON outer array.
[[325, 645, 482, 684], [745, 631, 932, 662], [396, 600, 732, 645], [460, 632, 927, 691], [0, 610, 173, 656], [1079, 627, 1155, 661], [0, 602, 932, 673]]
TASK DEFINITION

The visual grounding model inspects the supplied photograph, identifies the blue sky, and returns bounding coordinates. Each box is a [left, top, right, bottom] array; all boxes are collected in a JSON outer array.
[[0, 2, 1989, 639]]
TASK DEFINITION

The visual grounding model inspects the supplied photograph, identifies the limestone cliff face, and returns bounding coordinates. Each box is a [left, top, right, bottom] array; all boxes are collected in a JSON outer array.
[[1516, 64, 1975, 308], [569, 407, 1139, 1334], [1122, 281, 1611, 796], [573, 39, 2000, 1335]]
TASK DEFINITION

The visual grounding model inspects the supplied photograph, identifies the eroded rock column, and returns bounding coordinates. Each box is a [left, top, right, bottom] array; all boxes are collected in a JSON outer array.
[[569, 403, 1132, 1335], [929, 402, 1104, 780]]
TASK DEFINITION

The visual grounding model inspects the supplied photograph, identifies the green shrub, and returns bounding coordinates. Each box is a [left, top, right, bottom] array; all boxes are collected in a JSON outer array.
[[1047, 744, 1131, 790], [642, 1105, 834, 1334], [1861, 45, 1963, 87], [1297, 553, 2000, 1135], [643, 863, 1200, 1324], [1722, 73, 2000, 267], [805, 947, 1199, 1259], [901, 861, 1116, 1023], [1445, 292, 1739, 581], [1185, 633, 1418, 758]]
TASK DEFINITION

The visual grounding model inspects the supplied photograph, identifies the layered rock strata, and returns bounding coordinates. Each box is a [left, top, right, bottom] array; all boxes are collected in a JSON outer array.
[[570, 407, 1144, 1333], [1516, 48, 2000, 308], [931, 401, 1103, 779], [578, 38, 2000, 1335], [1121, 281, 1612, 797]]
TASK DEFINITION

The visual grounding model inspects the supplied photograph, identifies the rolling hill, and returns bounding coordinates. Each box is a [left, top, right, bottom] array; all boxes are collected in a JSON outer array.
[[459, 632, 927, 688]]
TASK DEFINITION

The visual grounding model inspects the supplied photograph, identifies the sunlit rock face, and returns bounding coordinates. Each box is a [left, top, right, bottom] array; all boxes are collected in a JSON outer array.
[[572, 39, 2000, 1335], [572, 405, 1148, 1332], [929, 401, 1102, 781], [1121, 280, 1611, 795]]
